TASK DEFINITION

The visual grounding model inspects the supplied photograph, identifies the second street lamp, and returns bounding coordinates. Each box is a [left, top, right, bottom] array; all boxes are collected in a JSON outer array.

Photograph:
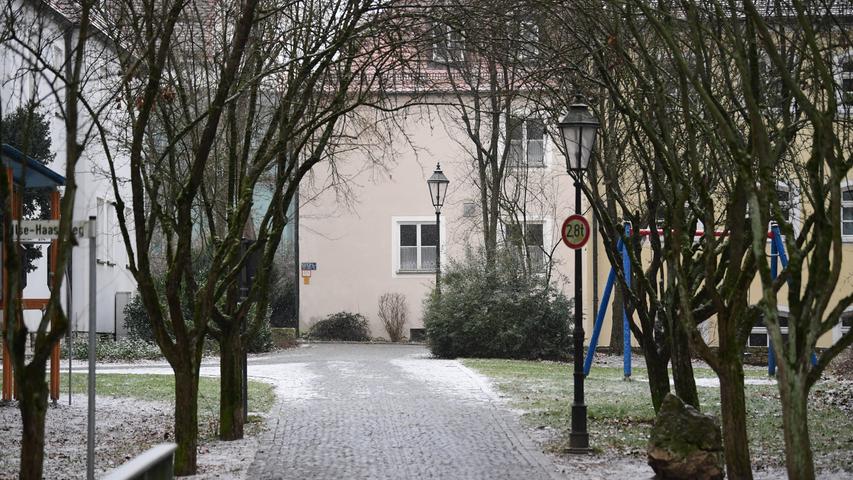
[[427, 164, 449, 294], [558, 95, 600, 453]]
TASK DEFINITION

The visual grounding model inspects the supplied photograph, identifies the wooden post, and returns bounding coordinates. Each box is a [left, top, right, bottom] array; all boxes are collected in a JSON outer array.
[[50, 189, 60, 402], [2, 167, 13, 401]]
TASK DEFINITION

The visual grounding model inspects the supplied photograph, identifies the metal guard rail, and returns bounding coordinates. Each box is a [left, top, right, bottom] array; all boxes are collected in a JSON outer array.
[[101, 443, 176, 480]]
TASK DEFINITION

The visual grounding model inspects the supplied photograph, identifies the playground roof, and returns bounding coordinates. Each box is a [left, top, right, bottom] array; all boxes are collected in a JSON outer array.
[[1, 144, 66, 188]]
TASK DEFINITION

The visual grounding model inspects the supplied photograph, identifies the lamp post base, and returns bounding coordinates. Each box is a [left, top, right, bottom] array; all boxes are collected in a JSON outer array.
[[568, 402, 590, 453]]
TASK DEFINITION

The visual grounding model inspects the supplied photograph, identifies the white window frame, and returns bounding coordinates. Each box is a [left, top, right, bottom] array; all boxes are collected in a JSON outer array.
[[506, 116, 547, 168], [835, 52, 853, 116], [748, 308, 789, 347], [391, 216, 445, 277], [842, 182, 853, 242], [773, 181, 801, 237], [832, 308, 853, 343]]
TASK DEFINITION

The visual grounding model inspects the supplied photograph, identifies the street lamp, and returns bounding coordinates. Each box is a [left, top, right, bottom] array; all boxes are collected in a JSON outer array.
[[427, 163, 449, 294], [558, 94, 600, 453]]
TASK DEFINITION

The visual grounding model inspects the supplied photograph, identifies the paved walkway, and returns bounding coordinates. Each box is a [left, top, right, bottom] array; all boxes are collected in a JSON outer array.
[[246, 344, 563, 480]]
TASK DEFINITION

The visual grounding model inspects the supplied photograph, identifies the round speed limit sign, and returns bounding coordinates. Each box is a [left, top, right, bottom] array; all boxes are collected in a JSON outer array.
[[561, 214, 591, 249]]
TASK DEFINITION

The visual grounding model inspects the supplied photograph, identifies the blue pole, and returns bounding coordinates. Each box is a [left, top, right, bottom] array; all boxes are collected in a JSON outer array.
[[584, 242, 620, 376], [769, 228, 778, 377], [622, 223, 632, 379], [770, 224, 819, 368]]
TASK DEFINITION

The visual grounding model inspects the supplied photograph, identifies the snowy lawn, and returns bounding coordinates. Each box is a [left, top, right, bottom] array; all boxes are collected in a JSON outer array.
[[65, 373, 277, 437], [0, 372, 276, 479], [464, 359, 853, 475]]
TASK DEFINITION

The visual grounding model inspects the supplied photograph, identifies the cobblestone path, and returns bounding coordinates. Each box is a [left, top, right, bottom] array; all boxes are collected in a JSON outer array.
[[247, 343, 564, 480]]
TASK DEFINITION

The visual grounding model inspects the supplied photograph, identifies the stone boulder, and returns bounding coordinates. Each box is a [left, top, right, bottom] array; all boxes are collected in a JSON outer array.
[[647, 393, 724, 480]]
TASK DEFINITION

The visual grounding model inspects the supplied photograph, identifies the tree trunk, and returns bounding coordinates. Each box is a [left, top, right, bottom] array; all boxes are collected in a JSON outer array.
[[644, 344, 671, 412], [669, 316, 699, 408], [779, 362, 815, 480], [718, 358, 754, 480], [173, 366, 200, 476], [18, 364, 49, 480], [219, 326, 245, 440]]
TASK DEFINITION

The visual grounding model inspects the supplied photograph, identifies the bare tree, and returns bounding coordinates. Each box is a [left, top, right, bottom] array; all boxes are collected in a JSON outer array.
[[378, 292, 408, 341], [540, 0, 853, 478], [0, 0, 105, 476], [88, 0, 416, 472]]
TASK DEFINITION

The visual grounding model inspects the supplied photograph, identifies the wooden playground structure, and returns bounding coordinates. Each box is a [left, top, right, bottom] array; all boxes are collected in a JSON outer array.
[[0, 144, 65, 402]]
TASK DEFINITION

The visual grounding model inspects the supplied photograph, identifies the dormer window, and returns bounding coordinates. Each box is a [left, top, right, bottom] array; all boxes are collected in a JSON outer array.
[[433, 23, 465, 63]]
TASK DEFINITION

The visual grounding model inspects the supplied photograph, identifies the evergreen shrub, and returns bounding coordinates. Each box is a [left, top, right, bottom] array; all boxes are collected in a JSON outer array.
[[423, 249, 573, 360], [309, 312, 370, 341]]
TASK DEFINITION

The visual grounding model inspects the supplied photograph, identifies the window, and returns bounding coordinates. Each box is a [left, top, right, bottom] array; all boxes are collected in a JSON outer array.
[[748, 311, 789, 347], [432, 23, 465, 63], [775, 183, 796, 225], [398, 222, 437, 272], [758, 53, 797, 114], [514, 20, 539, 60], [462, 202, 477, 218], [843, 185, 853, 240], [837, 54, 853, 113], [507, 117, 545, 167], [841, 312, 852, 335], [506, 222, 545, 271]]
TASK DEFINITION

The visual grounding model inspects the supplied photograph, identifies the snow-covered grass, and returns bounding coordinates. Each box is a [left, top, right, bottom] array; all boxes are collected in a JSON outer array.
[[464, 358, 853, 474], [0, 373, 276, 479]]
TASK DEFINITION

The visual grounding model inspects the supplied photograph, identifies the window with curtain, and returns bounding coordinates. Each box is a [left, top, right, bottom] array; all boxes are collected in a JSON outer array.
[[398, 222, 437, 272]]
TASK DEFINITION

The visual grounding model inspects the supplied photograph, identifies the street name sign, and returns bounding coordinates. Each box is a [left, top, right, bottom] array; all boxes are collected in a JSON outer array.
[[561, 215, 591, 249], [12, 220, 89, 241]]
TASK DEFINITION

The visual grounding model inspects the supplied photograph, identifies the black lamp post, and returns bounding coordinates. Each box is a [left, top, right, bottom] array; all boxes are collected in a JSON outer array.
[[558, 95, 600, 453], [427, 163, 449, 294]]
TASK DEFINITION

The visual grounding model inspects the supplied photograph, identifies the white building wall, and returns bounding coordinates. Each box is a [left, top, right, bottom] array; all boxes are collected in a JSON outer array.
[[1, 0, 136, 335]]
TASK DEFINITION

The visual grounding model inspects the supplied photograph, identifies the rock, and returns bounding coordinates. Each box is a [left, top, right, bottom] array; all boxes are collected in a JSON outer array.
[[647, 393, 724, 480]]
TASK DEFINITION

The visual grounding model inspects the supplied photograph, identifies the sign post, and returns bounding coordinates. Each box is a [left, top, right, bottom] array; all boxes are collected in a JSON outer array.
[[561, 214, 591, 250], [87, 216, 97, 480]]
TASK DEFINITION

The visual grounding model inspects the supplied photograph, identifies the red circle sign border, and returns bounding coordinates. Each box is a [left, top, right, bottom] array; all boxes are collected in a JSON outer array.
[[561, 215, 591, 249]]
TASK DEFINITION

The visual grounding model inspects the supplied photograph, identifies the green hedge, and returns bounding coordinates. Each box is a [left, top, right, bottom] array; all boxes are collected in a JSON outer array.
[[64, 338, 163, 362]]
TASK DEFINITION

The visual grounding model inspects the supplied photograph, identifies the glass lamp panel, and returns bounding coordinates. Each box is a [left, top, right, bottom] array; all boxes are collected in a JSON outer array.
[[428, 182, 439, 206], [560, 123, 580, 170], [579, 126, 597, 170]]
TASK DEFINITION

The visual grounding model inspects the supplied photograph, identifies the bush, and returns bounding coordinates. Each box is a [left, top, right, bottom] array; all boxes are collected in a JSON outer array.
[[271, 327, 297, 349], [423, 249, 572, 360], [309, 312, 370, 341], [378, 292, 408, 342], [65, 337, 163, 362], [246, 315, 274, 353], [124, 294, 156, 343]]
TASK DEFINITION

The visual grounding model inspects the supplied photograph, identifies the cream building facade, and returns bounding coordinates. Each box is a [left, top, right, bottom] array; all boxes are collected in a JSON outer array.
[[297, 95, 585, 339]]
